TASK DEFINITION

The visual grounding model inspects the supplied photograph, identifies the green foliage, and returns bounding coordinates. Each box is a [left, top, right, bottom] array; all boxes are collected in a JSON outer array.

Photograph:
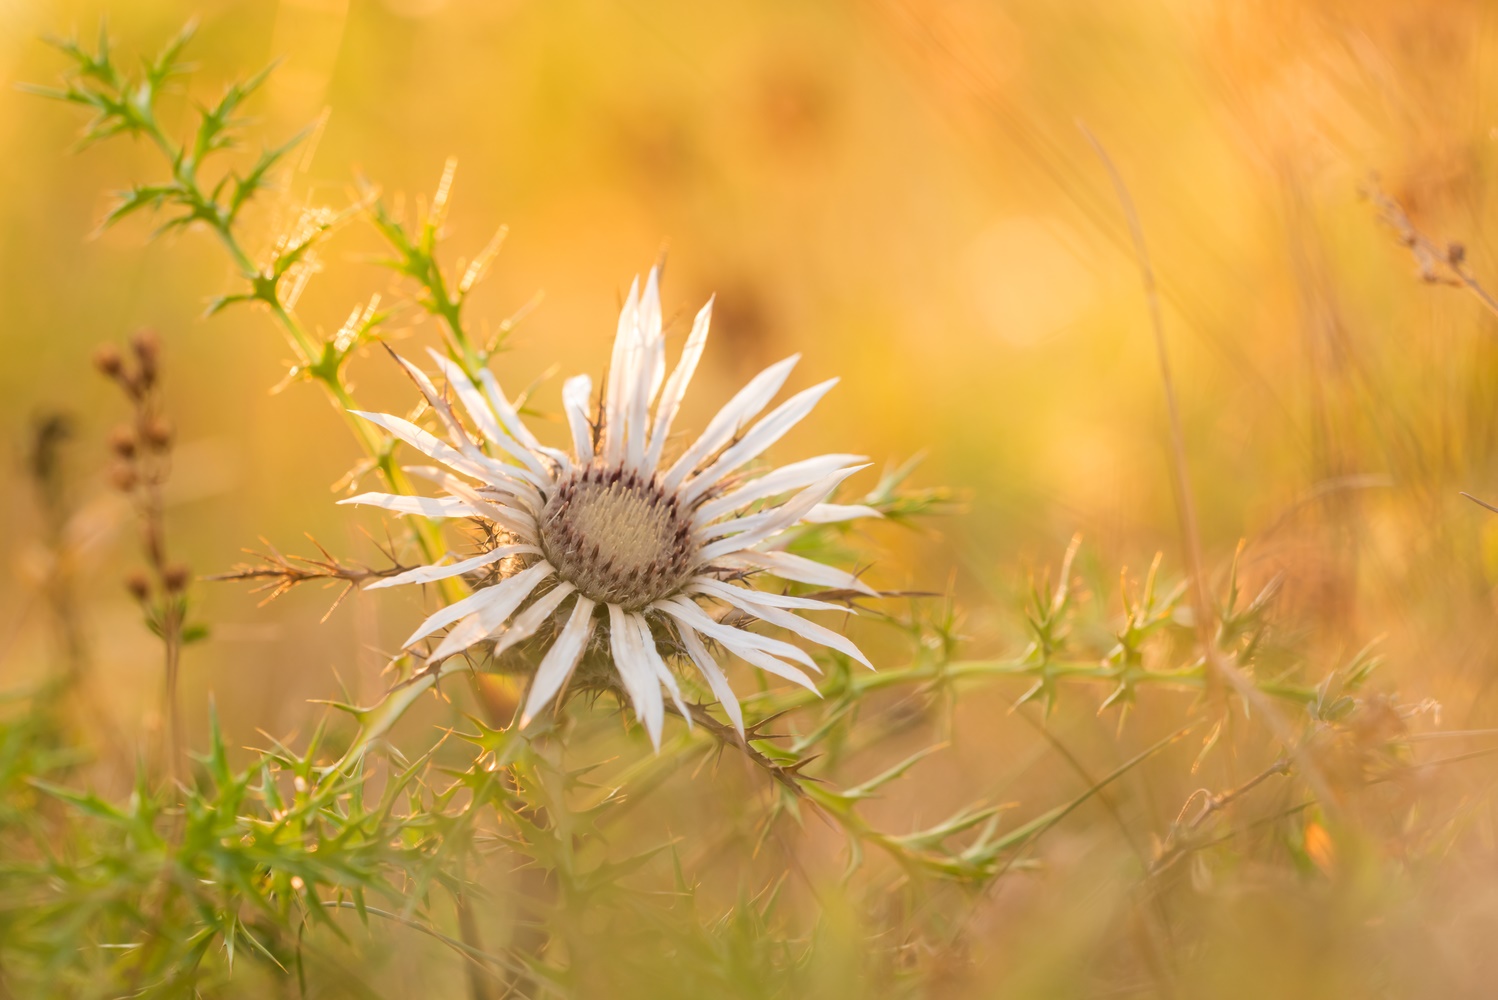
[[1, 704, 489, 995], [0, 534, 1426, 997], [30, 23, 295, 249]]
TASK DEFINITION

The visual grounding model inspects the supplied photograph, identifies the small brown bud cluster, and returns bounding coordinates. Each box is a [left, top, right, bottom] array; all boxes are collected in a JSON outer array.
[[123, 561, 191, 601], [98, 329, 189, 604], [93, 329, 163, 398], [142, 415, 173, 448], [92, 344, 124, 378], [163, 563, 192, 593], [107, 425, 136, 458], [130, 329, 160, 385], [124, 569, 152, 601], [97, 330, 174, 497]]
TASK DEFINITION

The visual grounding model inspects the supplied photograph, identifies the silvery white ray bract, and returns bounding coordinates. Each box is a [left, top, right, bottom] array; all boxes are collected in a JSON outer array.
[[341, 266, 881, 749]]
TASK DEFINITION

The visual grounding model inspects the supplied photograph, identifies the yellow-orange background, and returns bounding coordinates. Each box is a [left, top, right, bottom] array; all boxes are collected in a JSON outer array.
[[3, 1, 1498, 994]]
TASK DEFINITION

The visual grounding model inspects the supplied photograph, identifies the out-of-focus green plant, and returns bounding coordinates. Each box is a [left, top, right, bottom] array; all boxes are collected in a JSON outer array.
[[3, 711, 490, 994]]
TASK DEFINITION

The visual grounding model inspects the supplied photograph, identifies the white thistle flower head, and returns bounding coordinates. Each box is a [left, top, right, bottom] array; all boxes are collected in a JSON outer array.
[[342, 266, 880, 748]]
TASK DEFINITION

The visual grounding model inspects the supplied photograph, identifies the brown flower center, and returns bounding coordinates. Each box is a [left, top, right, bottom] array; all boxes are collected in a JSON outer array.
[[539, 465, 696, 610]]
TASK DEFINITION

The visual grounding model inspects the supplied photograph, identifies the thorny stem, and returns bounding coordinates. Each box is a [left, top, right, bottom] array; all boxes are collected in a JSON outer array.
[[670, 700, 976, 876], [207, 535, 415, 619], [672, 702, 810, 798], [679, 675, 1253, 882], [743, 656, 1319, 716]]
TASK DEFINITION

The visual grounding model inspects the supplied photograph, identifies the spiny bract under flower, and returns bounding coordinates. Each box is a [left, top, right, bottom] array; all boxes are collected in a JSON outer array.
[[342, 267, 880, 747]]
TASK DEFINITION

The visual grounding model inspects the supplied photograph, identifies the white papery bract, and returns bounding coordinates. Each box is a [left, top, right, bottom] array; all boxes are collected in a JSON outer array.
[[343, 267, 879, 747]]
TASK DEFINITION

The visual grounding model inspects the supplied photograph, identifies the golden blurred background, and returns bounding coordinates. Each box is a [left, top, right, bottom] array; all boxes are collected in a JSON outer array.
[[3, 0, 1498, 995]]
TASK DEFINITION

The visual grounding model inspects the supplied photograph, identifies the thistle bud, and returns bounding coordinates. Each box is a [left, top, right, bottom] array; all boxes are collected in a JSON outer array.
[[163, 563, 191, 593], [142, 416, 173, 449], [93, 344, 125, 379], [108, 462, 138, 492], [130, 329, 161, 384], [107, 425, 136, 458], [124, 570, 151, 601]]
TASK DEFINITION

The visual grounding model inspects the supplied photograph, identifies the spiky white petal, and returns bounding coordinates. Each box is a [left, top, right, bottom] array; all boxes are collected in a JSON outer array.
[[366, 544, 540, 590], [692, 453, 866, 526], [718, 549, 878, 596], [698, 466, 868, 561], [496, 582, 577, 658], [687, 576, 854, 614], [561, 374, 595, 463], [680, 378, 839, 505], [691, 579, 871, 668], [395, 465, 539, 541], [693, 628, 820, 692], [425, 561, 554, 663], [422, 348, 507, 446], [652, 597, 821, 672], [802, 503, 883, 524], [521, 593, 596, 726], [608, 603, 665, 748], [645, 297, 712, 470], [625, 268, 666, 473], [351, 410, 546, 489], [660, 355, 800, 492], [406, 561, 554, 649], [634, 611, 690, 727], [403, 464, 543, 511], [602, 277, 641, 467], [679, 625, 744, 737], [340, 493, 484, 520], [697, 470, 870, 542]]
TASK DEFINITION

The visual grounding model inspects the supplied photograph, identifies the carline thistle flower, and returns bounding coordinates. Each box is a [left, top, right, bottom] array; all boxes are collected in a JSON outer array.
[[342, 267, 878, 747]]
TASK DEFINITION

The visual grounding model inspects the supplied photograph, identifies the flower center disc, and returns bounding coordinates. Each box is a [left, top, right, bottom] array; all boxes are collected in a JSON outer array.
[[539, 465, 696, 610]]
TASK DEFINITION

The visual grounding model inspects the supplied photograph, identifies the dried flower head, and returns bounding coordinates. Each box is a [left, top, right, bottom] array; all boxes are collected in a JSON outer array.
[[93, 344, 124, 379], [344, 267, 879, 745], [130, 328, 160, 379], [142, 416, 173, 449], [107, 425, 137, 458], [124, 569, 151, 601], [162, 563, 191, 593]]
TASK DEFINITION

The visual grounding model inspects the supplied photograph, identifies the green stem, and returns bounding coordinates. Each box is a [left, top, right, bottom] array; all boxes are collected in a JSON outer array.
[[747, 657, 1318, 715]]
